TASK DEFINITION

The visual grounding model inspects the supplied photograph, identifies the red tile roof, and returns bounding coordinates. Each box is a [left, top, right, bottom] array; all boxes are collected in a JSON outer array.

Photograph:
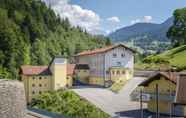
[[139, 72, 178, 86], [67, 64, 76, 76], [20, 65, 51, 76], [75, 44, 135, 56]]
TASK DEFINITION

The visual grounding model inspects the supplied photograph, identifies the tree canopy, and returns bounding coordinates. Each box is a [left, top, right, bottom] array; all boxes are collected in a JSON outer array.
[[167, 8, 186, 47], [0, 0, 111, 79]]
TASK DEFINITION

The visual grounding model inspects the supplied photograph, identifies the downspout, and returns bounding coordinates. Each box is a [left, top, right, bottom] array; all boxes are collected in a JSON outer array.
[[104, 54, 106, 87]]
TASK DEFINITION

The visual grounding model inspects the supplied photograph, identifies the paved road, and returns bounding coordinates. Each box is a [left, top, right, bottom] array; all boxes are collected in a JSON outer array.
[[72, 77, 147, 118]]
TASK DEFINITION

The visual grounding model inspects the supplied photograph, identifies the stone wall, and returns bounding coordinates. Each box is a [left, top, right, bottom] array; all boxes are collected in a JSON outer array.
[[0, 79, 26, 118]]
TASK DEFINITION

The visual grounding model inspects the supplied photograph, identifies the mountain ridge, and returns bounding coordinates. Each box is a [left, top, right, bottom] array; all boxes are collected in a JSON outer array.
[[109, 17, 173, 42], [109, 17, 174, 54]]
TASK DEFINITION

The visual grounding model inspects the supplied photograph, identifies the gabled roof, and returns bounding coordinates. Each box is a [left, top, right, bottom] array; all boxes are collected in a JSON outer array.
[[20, 65, 51, 76], [67, 64, 76, 76], [75, 44, 135, 57], [139, 72, 178, 86], [75, 64, 90, 70]]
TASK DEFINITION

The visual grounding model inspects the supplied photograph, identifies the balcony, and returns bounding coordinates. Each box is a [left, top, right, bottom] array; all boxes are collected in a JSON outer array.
[[130, 91, 175, 102]]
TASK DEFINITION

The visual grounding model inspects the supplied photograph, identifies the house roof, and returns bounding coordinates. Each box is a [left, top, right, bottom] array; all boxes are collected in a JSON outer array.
[[20, 65, 51, 76], [139, 72, 178, 86], [67, 64, 76, 76], [175, 74, 186, 105], [75, 44, 135, 57], [75, 64, 90, 70]]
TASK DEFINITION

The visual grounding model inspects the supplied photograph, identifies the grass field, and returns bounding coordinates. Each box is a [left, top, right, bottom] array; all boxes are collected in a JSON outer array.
[[136, 45, 186, 71], [109, 79, 129, 93]]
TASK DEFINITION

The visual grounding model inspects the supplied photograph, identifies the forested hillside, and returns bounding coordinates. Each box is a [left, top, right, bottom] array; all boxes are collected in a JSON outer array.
[[0, 0, 111, 79]]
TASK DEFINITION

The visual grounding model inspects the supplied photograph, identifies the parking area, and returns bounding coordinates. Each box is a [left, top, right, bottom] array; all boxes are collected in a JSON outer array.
[[72, 77, 148, 118]]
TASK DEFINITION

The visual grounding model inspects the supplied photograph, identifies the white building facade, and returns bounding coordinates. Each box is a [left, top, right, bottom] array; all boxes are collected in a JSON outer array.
[[74, 44, 135, 86]]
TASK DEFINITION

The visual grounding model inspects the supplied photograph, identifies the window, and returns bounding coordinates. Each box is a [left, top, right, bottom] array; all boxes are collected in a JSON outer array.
[[121, 53, 125, 57], [32, 84, 35, 87], [32, 91, 35, 94], [112, 71, 115, 75], [32, 77, 35, 80], [117, 70, 120, 75], [39, 77, 42, 80], [113, 53, 117, 58], [39, 84, 42, 87], [122, 71, 125, 74], [106, 70, 109, 74], [39, 91, 42, 94], [84, 70, 87, 72]]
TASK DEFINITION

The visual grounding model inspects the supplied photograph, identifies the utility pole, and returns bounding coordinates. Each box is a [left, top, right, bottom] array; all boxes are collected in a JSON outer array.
[[140, 89, 143, 118], [156, 84, 159, 118]]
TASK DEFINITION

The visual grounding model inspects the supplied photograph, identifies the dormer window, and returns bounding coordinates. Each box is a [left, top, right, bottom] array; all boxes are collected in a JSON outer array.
[[113, 53, 117, 58]]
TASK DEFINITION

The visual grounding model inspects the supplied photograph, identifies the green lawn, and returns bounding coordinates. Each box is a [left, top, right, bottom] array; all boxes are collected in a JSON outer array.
[[109, 79, 129, 93], [31, 90, 110, 118], [136, 45, 186, 71]]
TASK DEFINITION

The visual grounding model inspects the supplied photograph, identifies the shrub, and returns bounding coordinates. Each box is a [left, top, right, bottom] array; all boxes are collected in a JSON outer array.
[[143, 56, 169, 64], [31, 90, 110, 118]]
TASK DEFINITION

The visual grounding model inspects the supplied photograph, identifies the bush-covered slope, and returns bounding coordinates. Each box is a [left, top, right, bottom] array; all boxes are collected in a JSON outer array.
[[0, 0, 111, 79], [158, 45, 186, 68], [31, 90, 110, 118], [139, 45, 186, 70]]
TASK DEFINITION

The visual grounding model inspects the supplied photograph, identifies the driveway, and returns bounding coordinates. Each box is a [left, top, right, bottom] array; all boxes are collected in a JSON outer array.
[[72, 77, 147, 118]]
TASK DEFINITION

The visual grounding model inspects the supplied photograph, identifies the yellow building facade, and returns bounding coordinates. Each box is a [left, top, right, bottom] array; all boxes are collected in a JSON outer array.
[[74, 64, 90, 84], [109, 67, 132, 82], [21, 75, 52, 103], [137, 72, 184, 116], [20, 57, 73, 103]]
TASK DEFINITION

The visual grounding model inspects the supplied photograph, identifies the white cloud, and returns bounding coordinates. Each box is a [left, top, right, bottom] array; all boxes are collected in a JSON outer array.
[[130, 19, 141, 25], [130, 16, 153, 25], [107, 16, 120, 23], [143, 16, 152, 23], [105, 30, 111, 35], [42, 0, 101, 34]]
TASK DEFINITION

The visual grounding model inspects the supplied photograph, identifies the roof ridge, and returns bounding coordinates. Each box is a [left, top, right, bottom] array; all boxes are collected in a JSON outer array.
[[75, 44, 135, 56]]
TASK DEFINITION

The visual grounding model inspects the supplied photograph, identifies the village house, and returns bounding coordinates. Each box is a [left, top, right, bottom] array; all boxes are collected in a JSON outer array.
[[74, 44, 135, 86], [132, 72, 186, 117], [20, 57, 75, 103]]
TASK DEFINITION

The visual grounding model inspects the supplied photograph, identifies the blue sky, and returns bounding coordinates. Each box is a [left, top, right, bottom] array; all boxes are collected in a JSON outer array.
[[43, 0, 186, 35]]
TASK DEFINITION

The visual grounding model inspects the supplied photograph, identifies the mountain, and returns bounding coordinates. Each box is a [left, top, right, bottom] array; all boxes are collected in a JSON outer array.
[[109, 17, 174, 54], [0, 0, 110, 79]]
